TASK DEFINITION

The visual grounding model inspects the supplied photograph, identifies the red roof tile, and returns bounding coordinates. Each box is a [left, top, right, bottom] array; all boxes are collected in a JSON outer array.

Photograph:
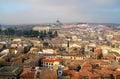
[[39, 70, 57, 79], [20, 70, 35, 78], [42, 58, 60, 62]]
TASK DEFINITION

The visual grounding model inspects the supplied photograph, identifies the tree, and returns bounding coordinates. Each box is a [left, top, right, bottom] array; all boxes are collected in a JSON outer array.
[[0, 28, 2, 35], [53, 31, 58, 37], [43, 42, 49, 47], [31, 30, 39, 37], [7, 28, 15, 36], [43, 30, 47, 37], [4, 28, 15, 36], [39, 31, 44, 40], [48, 31, 53, 39]]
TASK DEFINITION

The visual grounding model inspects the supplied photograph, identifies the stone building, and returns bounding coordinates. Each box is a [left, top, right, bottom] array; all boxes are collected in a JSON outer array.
[[0, 66, 23, 79]]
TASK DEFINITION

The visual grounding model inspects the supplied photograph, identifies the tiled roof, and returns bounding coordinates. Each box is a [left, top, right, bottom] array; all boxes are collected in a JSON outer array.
[[63, 70, 79, 79], [0, 66, 23, 76], [113, 71, 120, 75], [62, 70, 71, 76], [20, 70, 35, 78], [39, 70, 57, 79], [79, 69, 101, 77], [42, 58, 60, 62]]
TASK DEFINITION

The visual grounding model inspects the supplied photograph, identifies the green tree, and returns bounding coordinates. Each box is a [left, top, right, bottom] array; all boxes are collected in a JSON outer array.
[[48, 31, 53, 39], [54, 31, 58, 37], [8, 28, 15, 35], [0, 28, 2, 35], [43, 42, 49, 47]]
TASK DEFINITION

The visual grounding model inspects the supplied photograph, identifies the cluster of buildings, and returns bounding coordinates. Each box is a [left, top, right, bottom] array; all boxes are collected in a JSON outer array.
[[1, 23, 120, 79]]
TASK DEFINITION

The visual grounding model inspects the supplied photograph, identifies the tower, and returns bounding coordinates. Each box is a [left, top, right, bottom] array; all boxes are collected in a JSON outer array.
[[67, 40, 70, 53], [50, 19, 62, 31], [66, 39, 70, 53], [56, 19, 62, 27], [57, 66, 63, 77]]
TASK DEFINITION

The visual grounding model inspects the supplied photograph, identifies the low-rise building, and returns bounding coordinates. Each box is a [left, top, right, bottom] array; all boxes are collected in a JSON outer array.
[[33, 26, 50, 32], [42, 58, 60, 70], [39, 70, 57, 79], [0, 66, 23, 79], [20, 67, 40, 79]]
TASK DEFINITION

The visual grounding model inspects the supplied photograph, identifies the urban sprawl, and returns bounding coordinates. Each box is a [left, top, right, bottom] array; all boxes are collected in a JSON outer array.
[[0, 21, 120, 79]]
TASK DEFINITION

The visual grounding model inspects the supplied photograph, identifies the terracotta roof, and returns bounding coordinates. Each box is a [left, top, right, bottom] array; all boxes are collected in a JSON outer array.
[[113, 71, 120, 75], [100, 69, 113, 75], [101, 30, 114, 33], [71, 72, 79, 79], [20, 70, 35, 78], [79, 69, 101, 78], [103, 55, 115, 60], [62, 70, 72, 76], [62, 70, 80, 79], [42, 58, 60, 62], [39, 70, 57, 79], [79, 69, 89, 76]]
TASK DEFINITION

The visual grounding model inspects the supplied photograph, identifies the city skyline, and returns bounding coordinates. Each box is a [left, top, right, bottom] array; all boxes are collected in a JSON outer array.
[[0, 0, 120, 24]]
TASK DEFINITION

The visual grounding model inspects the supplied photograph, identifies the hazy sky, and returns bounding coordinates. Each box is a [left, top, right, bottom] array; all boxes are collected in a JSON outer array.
[[0, 0, 120, 24]]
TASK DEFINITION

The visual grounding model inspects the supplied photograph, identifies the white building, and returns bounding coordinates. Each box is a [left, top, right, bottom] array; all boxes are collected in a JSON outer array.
[[33, 26, 50, 32], [42, 58, 60, 70]]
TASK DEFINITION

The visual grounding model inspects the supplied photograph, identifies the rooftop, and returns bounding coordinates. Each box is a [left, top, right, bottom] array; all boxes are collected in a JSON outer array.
[[0, 66, 23, 76], [42, 58, 60, 63], [20, 69, 36, 78], [39, 70, 57, 79]]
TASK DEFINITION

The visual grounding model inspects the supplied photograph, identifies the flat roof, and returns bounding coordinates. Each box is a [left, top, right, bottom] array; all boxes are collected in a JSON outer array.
[[0, 66, 23, 76]]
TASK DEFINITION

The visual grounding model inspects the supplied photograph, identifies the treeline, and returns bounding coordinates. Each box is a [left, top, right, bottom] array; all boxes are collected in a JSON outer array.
[[0, 28, 58, 40], [37, 30, 58, 40]]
